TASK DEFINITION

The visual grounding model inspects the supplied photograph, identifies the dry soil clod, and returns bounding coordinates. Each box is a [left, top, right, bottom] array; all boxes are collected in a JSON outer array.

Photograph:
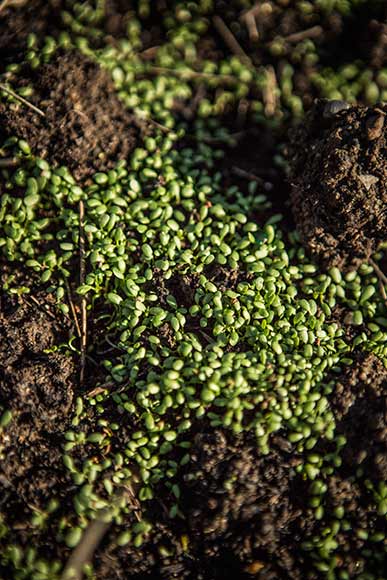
[[289, 100, 387, 270]]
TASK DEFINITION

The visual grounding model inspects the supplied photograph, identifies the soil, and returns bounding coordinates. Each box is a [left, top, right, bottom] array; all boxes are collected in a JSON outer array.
[[180, 430, 313, 579], [0, 50, 141, 182], [330, 351, 387, 481], [312, 352, 387, 577], [289, 101, 387, 269], [91, 430, 313, 580], [0, 269, 76, 558]]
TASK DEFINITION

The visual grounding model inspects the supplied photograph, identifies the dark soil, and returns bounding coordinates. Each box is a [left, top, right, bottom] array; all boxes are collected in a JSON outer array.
[[91, 430, 314, 580], [311, 352, 387, 576], [330, 351, 387, 480], [0, 273, 76, 525], [180, 430, 314, 579], [289, 101, 387, 269], [0, 50, 141, 181]]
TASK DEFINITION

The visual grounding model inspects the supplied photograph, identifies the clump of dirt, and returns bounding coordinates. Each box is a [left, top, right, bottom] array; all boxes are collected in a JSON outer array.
[[329, 351, 387, 480], [289, 101, 387, 269], [90, 430, 314, 580], [0, 287, 75, 510], [0, 50, 141, 181], [179, 430, 314, 579]]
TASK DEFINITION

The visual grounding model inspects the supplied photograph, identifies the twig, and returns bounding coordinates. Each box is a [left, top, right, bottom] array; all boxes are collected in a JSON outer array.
[[0, 0, 30, 12], [136, 113, 175, 135], [263, 65, 278, 117], [212, 15, 252, 66], [79, 200, 87, 387], [61, 485, 141, 580], [240, 2, 262, 20], [0, 157, 19, 168], [0, 0, 11, 12], [282, 25, 323, 44], [138, 45, 161, 60], [64, 278, 81, 339], [86, 385, 112, 398], [25, 294, 60, 321], [61, 517, 111, 580], [240, 2, 273, 43], [0, 83, 45, 117], [231, 166, 265, 185], [370, 258, 387, 304], [240, 4, 261, 42], [245, 10, 259, 42]]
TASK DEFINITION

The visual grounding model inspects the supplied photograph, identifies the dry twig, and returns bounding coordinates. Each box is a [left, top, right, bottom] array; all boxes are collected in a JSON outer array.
[[240, 2, 273, 43], [263, 65, 278, 117], [0, 83, 45, 117], [282, 25, 323, 44], [212, 15, 252, 66], [0, 0, 29, 13], [138, 45, 161, 60], [61, 517, 111, 580], [22, 295, 58, 322], [231, 166, 265, 185], [79, 200, 87, 386], [0, 157, 19, 168], [240, 4, 261, 42], [370, 258, 387, 304], [61, 485, 141, 580], [64, 278, 82, 339]]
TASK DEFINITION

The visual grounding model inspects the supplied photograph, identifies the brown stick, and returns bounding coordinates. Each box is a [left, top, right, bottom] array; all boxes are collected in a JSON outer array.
[[212, 15, 252, 66], [231, 166, 265, 185], [64, 278, 82, 339], [61, 485, 141, 580], [370, 258, 387, 304], [138, 45, 161, 60], [0, 83, 45, 117], [79, 200, 87, 387], [0, 157, 19, 168], [282, 25, 323, 44], [23, 295, 58, 321], [240, 2, 273, 43], [61, 517, 111, 580], [245, 10, 259, 42], [0, 0, 10, 11], [0, 0, 30, 12], [240, 3, 261, 19], [263, 65, 278, 117], [138, 114, 174, 135]]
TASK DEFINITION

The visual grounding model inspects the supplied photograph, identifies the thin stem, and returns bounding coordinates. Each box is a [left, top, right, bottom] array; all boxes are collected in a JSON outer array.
[[0, 83, 45, 117], [212, 15, 252, 66], [64, 278, 82, 339], [0, 157, 19, 168], [79, 200, 87, 387]]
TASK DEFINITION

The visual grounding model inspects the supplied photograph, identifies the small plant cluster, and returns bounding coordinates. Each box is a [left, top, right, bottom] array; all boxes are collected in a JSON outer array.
[[2, 115, 387, 577], [1, 1, 387, 579], [2, 0, 386, 131]]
